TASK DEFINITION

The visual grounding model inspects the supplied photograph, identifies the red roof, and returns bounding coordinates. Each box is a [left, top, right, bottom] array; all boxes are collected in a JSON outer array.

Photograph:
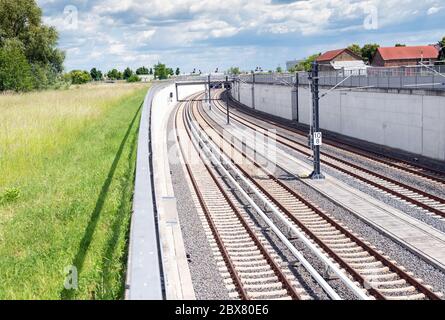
[[376, 46, 438, 61], [316, 48, 361, 62]]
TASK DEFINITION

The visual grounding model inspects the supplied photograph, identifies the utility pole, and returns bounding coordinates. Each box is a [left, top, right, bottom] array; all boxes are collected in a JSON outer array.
[[208, 74, 211, 110], [309, 61, 325, 180], [294, 72, 299, 122], [225, 76, 230, 124], [252, 73, 256, 109]]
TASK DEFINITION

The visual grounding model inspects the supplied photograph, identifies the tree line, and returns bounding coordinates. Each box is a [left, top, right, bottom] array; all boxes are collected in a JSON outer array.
[[65, 63, 181, 85], [0, 1, 181, 91]]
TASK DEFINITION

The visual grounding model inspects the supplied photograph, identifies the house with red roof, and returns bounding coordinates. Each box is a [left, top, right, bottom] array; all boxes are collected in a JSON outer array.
[[371, 46, 439, 67], [316, 48, 367, 74]]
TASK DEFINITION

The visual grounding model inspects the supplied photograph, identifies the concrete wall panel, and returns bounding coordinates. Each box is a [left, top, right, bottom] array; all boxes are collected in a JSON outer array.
[[232, 82, 445, 161]]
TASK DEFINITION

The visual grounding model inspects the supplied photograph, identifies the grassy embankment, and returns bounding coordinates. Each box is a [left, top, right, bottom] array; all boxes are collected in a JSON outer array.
[[0, 83, 149, 299]]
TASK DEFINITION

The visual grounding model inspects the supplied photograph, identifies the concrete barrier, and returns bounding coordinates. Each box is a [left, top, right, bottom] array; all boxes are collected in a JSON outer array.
[[232, 82, 445, 161]]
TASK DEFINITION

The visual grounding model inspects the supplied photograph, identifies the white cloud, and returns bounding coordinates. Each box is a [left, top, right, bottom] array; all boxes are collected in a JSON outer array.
[[427, 6, 442, 15], [38, 0, 444, 72]]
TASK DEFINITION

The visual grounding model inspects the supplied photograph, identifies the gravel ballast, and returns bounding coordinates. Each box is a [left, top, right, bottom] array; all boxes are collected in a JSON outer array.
[[167, 109, 229, 300], [207, 103, 445, 297]]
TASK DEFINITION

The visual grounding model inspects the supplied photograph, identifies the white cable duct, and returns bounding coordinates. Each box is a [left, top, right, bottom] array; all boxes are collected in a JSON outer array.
[[185, 104, 370, 300]]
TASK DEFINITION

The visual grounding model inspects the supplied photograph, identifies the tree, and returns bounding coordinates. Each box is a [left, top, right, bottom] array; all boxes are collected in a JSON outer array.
[[228, 67, 240, 75], [175, 67, 180, 76], [127, 74, 141, 83], [107, 69, 121, 80], [0, 40, 33, 91], [438, 36, 445, 60], [347, 44, 362, 57], [154, 63, 168, 80], [0, 0, 65, 91], [123, 67, 133, 80], [68, 70, 91, 85], [296, 53, 321, 72], [90, 68, 103, 81], [361, 43, 380, 62], [395, 44, 406, 47], [149, 68, 153, 75], [136, 66, 149, 75], [276, 66, 283, 73]]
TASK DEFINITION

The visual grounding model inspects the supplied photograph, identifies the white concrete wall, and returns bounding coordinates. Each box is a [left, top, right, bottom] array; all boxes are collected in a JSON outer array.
[[232, 82, 296, 120], [232, 82, 445, 161]]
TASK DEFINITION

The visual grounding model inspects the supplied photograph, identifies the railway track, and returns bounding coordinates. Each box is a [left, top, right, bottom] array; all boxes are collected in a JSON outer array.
[[211, 93, 445, 221], [190, 94, 443, 300], [176, 98, 311, 300], [226, 93, 445, 185]]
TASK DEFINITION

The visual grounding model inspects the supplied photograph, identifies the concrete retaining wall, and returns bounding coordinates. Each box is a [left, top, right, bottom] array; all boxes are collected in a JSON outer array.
[[232, 82, 445, 161]]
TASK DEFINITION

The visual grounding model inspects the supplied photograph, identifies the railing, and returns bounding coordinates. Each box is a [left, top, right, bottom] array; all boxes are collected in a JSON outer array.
[[236, 65, 445, 91]]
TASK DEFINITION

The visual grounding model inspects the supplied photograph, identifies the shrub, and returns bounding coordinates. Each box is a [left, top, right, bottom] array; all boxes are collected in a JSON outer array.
[[68, 70, 92, 85], [127, 74, 141, 83], [0, 40, 34, 92], [0, 187, 21, 205]]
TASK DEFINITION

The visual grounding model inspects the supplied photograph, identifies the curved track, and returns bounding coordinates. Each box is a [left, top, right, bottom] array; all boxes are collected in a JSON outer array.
[[211, 92, 445, 221], [176, 97, 310, 300], [175, 91, 443, 300]]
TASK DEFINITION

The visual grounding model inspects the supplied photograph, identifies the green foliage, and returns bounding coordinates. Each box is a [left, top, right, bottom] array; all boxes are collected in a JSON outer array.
[[154, 62, 168, 80], [0, 86, 148, 299], [299, 54, 321, 72], [68, 70, 92, 85], [228, 66, 241, 75], [0, 187, 20, 205], [0, 0, 65, 92], [90, 68, 103, 81], [0, 40, 34, 91], [135, 66, 149, 75], [149, 68, 153, 75], [175, 67, 180, 76], [395, 43, 406, 47], [347, 44, 362, 57], [361, 43, 380, 62], [123, 67, 133, 80], [107, 69, 122, 80], [439, 37, 445, 60], [276, 66, 283, 73], [126, 74, 141, 83]]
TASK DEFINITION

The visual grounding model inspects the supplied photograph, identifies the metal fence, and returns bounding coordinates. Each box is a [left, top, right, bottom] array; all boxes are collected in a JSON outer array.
[[237, 65, 445, 91]]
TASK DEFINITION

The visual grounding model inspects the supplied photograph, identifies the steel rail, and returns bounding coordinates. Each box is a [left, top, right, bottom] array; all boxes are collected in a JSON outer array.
[[179, 97, 303, 300], [212, 96, 445, 219], [226, 94, 445, 184], [196, 101, 441, 300], [186, 104, 342, 300], [176, 99, 249, 300], [187, 96, 368, 300]]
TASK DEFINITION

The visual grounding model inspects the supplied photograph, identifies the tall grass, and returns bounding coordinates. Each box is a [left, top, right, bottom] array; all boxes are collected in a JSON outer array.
[[0, 82, 148, 299]]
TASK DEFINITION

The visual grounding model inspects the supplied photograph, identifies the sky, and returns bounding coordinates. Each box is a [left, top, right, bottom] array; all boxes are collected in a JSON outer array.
[[37, 0, 445, 73]]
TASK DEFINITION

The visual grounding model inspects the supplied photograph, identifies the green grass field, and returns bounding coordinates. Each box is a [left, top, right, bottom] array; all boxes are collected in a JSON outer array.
[[0, 83, 149, 299]]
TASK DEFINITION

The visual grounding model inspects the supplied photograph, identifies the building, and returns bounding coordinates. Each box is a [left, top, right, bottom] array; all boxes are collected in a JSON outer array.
[[139, 74, 154, 82], [371, 46, 439, 67], [316, 48, 367, 75]]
